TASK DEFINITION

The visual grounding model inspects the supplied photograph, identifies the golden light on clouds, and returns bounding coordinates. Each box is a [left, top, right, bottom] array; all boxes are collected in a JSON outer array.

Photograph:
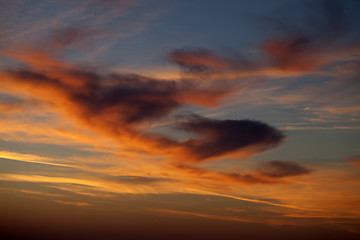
[[0, 0, 359, 239]]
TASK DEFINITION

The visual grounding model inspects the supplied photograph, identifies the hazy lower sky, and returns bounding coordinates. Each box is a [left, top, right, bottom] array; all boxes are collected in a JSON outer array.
[[0, 0, 359, 239]]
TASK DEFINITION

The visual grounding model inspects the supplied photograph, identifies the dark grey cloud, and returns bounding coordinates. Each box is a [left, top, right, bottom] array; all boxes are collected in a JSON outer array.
[[5, 69, 181, 124], [176, 114, 285, 162], [259, 160, 312, 178]]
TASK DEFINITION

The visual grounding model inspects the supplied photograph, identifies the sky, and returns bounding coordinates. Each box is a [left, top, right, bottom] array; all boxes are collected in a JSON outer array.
[[0, 0, 359, 239]]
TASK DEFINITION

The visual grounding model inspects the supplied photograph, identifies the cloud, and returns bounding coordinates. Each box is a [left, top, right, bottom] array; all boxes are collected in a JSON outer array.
[[168, 0, 359, 77], [2, 67, 181, 124], [50, 26, 93, 47], [106, 175, 173, 185], [258, 160, 312, 178], [222, 160, 312, 184], [336, 61, 360, 74], [1, 45, 70, 69], [2, 0, 320, 164], [0, 97, 25, 113], [0, 67, 178, 155], [218, 171, 279, 185], [54, 199, 92, 207], [0, 43, 286, 162], [175, 114, 285, 162], [347, 156, 360, 168], [168, 48, 234, 73], [173, 159, 312, 187], [259, 0, 359, 72], [260, 36, 319, 72], [0, 150, 74, 169], [149, 208, 254, 223], [0, 173, 171, 195], [167, 48, 263, 80]]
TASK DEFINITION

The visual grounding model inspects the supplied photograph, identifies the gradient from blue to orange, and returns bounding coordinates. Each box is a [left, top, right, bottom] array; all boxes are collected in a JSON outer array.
[[0, 0, 359, 239]]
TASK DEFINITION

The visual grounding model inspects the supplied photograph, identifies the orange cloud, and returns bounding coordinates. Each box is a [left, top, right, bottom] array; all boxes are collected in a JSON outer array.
[[0, 97, 25, 113], [1, 44, 69, 70], [261, 37, 323, 72], [347, 156, 360, 168], [54, 199, 92, 207], [0, 46, 285, 163], [0, 173, 170, 195]]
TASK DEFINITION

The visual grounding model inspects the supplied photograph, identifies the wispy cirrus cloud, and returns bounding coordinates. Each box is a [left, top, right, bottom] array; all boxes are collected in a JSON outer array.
[[49, 26, 94, 47], [168, 0, 360, 80], [0, 173, 171, 195], [149, 208, 254, 223]]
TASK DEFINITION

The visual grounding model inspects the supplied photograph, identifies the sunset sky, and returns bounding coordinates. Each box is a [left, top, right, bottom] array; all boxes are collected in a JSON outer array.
[[0, 0, 360, 239]]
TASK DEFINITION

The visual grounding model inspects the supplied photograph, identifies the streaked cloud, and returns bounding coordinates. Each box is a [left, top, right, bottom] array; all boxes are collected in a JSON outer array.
[[149, 208, 254, 223], [55, 199, 92, 207], [0, 151, 74, 168], [258, 160, 312, 178], [0, 173, 167, 195]]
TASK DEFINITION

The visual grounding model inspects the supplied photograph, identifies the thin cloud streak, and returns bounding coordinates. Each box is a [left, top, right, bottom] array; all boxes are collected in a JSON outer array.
[[195, 190, 309, 211], [149, 208, 255, 223], [0, 151, 77, 169], [0, 171, 309, 211], [0, 173, 165, 195], [54, 199, 92, 207]]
